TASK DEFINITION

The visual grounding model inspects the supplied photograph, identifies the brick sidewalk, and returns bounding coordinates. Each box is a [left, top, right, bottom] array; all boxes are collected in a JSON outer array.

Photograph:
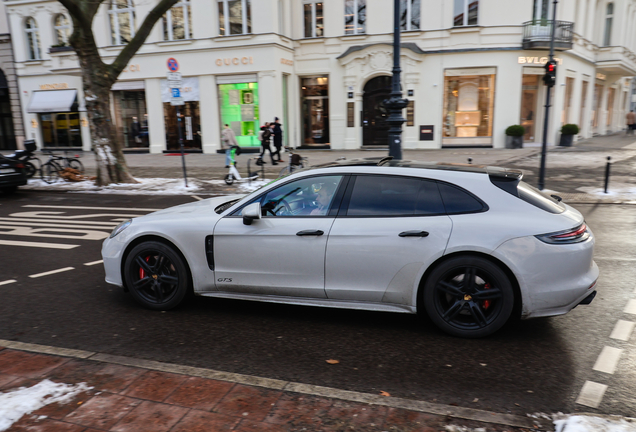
[[0, 344, 547, 432]]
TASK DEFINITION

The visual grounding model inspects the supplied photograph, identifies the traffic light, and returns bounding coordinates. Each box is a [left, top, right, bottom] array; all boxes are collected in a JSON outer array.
[[543, 60, 557, 87]]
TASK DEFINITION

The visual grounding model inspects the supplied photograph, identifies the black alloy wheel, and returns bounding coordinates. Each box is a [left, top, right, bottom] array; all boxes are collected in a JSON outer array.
[[423, 256, 514, 338], [123, 241, 190, 310]]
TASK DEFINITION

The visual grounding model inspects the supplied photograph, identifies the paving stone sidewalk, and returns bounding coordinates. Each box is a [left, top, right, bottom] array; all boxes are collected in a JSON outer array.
[[0, 343, 547, 432]]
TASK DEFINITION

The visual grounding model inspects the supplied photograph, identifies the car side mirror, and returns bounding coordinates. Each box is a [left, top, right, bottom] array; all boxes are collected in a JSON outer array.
[[243, 202, 261, 225]]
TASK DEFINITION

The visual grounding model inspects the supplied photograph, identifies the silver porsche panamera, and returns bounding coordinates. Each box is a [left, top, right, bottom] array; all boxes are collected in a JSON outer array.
[[102, 158, 598, 337]]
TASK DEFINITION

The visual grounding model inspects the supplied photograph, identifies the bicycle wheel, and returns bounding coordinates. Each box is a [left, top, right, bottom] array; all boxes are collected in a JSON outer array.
[[278, 166, 291, 177], [27, 157, 42, 177], [24, 161, 37, 178], [41, 162, 60, 184], [67, 158, 84, 173]]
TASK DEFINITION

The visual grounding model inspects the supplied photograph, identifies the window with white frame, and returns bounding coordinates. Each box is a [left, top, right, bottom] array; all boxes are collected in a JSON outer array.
[[25, 17, 41, 60], [109, 0, 135, 45], [603, 2, 613, 46], [163, 0, 191, 40], [304, 2, 323, 38], [400, 0, 420, 31], [54, 14, 71, 46], [453, 0, 478, 27], [218, 0, 251, 36], [532, 0, 550, 21], [344, 0, 366, 35]]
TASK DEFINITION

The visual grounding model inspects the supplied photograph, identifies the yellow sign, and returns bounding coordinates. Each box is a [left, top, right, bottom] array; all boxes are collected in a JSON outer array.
[[518, 56, 563, 65], [215, 57, 254, 66], [39, 83, 69, 90], [31, 119, 38, 128], [280, 58, 294, 66]]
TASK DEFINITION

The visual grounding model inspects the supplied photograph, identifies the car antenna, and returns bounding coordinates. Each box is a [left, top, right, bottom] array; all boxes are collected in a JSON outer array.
[[377, 156, 394, 166]]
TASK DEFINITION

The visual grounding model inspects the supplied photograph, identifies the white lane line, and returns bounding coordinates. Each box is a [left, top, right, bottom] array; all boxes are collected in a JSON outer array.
[[0, 221, 117, 229], [0, 280, 17, 286], [0, 240, 79, 249], [610, 320, 636, 341], [624, 299, 636, 315], [592, 346, 623, 374], [191, 195, 203, 201], [84, 260, 103, 266], [575, 381, 608, 408], [29, 267, 75, 279], [0, 217, 117, 226], [23, 205, 160, 211]]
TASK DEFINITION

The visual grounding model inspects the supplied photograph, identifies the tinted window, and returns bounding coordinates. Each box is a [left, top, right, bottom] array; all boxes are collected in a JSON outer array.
[[347, 175, 445, 216], [437, 182, 486, 214]]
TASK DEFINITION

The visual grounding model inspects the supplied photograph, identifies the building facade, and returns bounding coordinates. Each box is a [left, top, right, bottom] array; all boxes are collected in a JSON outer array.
[[0, 0, 24, 151], [5, 0, 636, 153]]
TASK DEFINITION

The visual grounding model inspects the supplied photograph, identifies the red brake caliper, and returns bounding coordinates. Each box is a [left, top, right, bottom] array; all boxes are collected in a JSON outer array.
[[482, 283, 491, 309], [139, 256, 150, 279]]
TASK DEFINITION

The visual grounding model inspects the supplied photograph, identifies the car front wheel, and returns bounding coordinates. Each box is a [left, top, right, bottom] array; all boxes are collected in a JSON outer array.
[[423, 255, 514, 338], [123, 241, 190, 310]]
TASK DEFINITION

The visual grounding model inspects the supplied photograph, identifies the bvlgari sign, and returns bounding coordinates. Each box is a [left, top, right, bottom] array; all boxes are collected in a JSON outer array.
[[518, 56, 563, 65], [39, 83, 69, 90]]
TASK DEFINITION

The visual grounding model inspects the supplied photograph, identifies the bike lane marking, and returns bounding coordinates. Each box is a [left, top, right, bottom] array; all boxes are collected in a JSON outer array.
[[609, 320, 635, 341], [23, 205, 161, 211], [0, 240, 78, 249], [0, 279, 16, 286], [84, 260, 103, 266], [29, 267, 75, 278], [592, 347, 623, 374], [575, 381, 608, 408]]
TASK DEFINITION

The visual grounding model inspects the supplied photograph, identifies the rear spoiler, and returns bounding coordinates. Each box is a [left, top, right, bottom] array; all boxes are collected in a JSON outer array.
[[487, 167, 523, 196]]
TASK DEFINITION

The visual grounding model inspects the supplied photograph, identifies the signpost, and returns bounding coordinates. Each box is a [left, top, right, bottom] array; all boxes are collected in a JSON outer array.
[[167, 60, 188, 187]]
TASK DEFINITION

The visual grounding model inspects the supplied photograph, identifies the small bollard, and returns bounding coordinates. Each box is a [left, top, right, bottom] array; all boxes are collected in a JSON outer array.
[[467, 157, 473, 165], [604, 156, 611, 194]]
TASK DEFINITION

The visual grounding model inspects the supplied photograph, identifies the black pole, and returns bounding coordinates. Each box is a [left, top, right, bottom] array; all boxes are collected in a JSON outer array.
[[604, 156, 611, 193], [177, 106, 188, 187], [538, 0, 559, 190], [385, 0, 408, 160]]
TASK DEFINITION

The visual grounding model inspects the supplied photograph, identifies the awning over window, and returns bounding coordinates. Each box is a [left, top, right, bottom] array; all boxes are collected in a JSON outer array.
[[27, 89, 78, 113]]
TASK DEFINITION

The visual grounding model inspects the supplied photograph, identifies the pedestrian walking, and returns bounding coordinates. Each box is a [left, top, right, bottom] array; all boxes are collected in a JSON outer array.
[[271, 117, 284, 162], [626, 110, 636, 135], [257, 122, 277, 165], [221, 124, 238, 167]]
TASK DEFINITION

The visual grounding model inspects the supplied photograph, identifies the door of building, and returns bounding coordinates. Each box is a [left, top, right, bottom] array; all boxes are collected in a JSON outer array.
[[362, 76, 391, 146], [520, 74, 540, 142]]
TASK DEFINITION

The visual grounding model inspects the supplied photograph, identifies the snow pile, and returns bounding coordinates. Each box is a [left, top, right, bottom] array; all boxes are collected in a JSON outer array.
[[576, 183, 636, 200], [515, 150, 636, 168], [554, 415, 636, 432], [24, 177, 201, 195], [0, 379, 92, 431]]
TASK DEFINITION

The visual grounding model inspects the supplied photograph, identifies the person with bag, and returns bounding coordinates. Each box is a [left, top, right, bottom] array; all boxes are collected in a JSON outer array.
[[257, 122, 277, 165], [626, 110, 636, 135], [221, 124, 238, 167], [271, 117, 284, 162]]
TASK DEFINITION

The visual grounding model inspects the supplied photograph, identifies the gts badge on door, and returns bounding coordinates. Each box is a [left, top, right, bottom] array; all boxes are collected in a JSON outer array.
[[217, 278, 233, 282]]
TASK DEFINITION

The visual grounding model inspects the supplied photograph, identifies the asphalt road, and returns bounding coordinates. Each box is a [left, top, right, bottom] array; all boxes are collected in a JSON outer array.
[[0, 190, 634, 419]]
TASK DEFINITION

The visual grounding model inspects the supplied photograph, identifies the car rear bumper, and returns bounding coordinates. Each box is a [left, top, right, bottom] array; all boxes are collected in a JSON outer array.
[[0, 172, 27, 188]]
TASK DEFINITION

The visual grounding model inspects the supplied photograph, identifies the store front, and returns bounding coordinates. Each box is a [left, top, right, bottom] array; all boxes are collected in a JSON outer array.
[[27, 89, 83, 148], [113, 82, 148, 150], [442, 68, 495, 147], [162, 77, 201, 151], [362, 76, 391, 146], [300, 76, 330, 148], [217, 77, 260, 148]]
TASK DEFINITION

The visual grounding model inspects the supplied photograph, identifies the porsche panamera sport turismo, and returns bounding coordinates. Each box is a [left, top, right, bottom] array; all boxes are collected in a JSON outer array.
[[102, 158, 598, 338]]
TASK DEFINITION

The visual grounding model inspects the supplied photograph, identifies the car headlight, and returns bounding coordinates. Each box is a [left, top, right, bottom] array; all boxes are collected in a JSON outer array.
[[110, 219, 132, 239]]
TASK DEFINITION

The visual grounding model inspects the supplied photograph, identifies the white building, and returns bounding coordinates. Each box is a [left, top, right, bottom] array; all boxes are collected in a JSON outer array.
[[0, 0, 24, 151], [5, 0, 636, 153]]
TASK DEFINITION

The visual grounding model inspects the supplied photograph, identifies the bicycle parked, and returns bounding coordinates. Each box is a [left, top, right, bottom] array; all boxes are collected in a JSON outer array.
[[278, 147, 308, 178], [40, 150, 84, 184], [4, 140, 41, 178]]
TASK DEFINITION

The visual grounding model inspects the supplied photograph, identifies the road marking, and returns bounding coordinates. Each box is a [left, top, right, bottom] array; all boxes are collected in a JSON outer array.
[[0, 240, 78, 249], [624, 299, 636, 315], [0, 217, 118, 227], [0, 225, 109, 240], [575, 381, 607, 408], [84, 260, 103, 266], [192, 195, 203, 201], [0, 221, 117, 230], [0, 279, 16, 286], [29, 267, 75, 278], [610, 320, 636, 341], [592, 346, 623, 374], [10, 211, 142, 220], [23, 205, 160, 211]]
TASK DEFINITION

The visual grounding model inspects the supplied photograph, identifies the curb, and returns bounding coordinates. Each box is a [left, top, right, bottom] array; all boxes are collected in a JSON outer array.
[[0, 339, 549, 430]]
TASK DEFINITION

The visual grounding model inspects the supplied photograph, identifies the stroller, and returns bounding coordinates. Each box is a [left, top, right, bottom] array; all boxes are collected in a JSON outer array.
[[224, 145, 259, 185]]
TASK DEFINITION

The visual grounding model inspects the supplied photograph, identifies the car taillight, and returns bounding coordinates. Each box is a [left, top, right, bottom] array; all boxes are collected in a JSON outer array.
[[536, 223, 590, 244]]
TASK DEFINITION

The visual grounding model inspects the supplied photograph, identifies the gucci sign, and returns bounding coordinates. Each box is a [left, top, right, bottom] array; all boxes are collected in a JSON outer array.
[[216, 57, 254, 66]]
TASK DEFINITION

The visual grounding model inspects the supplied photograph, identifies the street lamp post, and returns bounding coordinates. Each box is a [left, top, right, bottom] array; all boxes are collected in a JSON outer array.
[[538, 0, 559, 190], [385, 0, 408, 160]]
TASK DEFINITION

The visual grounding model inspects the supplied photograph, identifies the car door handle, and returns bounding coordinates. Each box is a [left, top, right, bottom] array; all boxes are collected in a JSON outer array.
[[296, 230, 325, 236], [399, 230, 429, 237]]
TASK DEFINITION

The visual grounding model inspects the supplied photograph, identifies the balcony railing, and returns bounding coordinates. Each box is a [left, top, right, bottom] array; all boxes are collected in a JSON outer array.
[[522, 20, 574, 51]]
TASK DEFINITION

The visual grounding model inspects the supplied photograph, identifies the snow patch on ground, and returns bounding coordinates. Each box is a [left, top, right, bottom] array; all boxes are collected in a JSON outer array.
[[576, 183, 636, 198], [514, 150, 636, 168], [0, 379, 92, 431], [553, 414, 636, 432]]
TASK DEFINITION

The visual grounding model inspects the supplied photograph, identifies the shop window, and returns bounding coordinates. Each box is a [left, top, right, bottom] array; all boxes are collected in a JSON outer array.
[[607, 87, 615, 127], [579, 81, 588, 128], [164, 102, 200, 150], [592, 84, 602, 128], [109, 0, 135, 45], [301, 77, 329, 146], [400, 0, 420, 31], [304, 2, 323, 38], [453, 0, 478, 27], [562, 77, 574, 125], [217, 82, 259, 146], [218, 0, 252, 36], [25, 17, 41, 60], [443, 73, 494, 140], [344, 0, 366, 35], [520, 74, 539, 142], [604, 3, 613, 46], [54, 14, 71, 46], [114, 90, 148, 149], [40, 113, 82, 148], [163, 0, 191, 40]]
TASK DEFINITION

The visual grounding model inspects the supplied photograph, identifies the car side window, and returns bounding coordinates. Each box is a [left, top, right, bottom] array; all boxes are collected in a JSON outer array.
[[346, 175, 445, 216], [437, 182, 487, 214], [235, 175, 343, 217]]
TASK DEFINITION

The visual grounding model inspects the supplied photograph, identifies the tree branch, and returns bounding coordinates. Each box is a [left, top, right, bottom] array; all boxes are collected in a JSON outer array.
[[57, 0, 90, 28], [109, 0, 180, 78]]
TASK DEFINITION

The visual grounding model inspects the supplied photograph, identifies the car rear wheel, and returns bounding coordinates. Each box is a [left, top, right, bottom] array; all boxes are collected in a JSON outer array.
[[423, 256, 514, 338], [123, 241, 190, 310]]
